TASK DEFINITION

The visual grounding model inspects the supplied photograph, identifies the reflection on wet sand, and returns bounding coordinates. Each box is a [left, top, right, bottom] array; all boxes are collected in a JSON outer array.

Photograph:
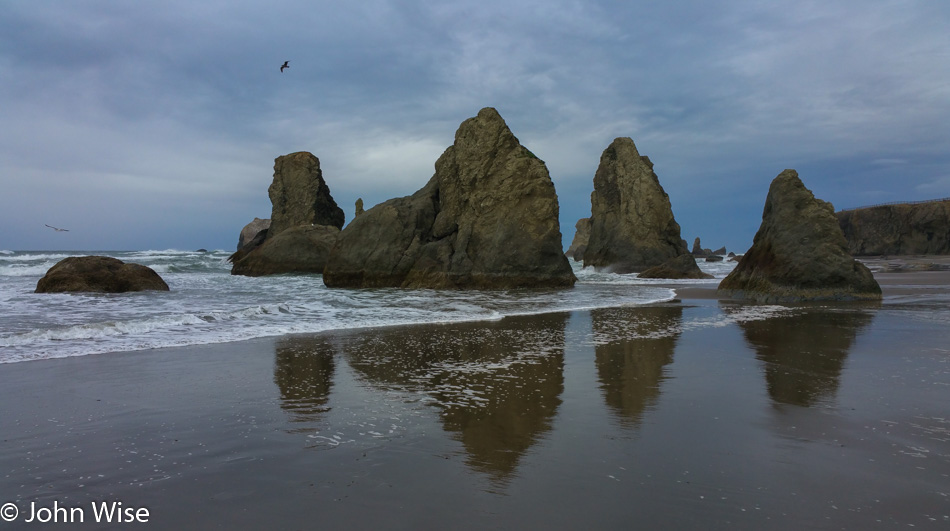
[[285, 313, 568, 485], [273, 337, 336, 432], [591, 305, 682, 428], [735, 307, 874, 407]]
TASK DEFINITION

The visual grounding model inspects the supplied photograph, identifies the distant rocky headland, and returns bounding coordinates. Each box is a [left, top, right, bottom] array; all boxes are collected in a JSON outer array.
[[837, 199, 950, 256]]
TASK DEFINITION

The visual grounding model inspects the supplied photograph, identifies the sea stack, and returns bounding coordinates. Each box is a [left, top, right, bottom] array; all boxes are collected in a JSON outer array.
[[323, 107, 576, 289], [718, 169, 882, 302], [583, 137, 688, 273], [230, 152, 344, 276], [36, 256, 169, 293], [565, 218, 591, 261], [267, 152, 344, 236]]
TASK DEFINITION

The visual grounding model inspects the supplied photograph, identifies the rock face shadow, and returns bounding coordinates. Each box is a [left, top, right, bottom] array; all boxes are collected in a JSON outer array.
[[337, 313, 568, 487], [273, 338, 336, 433], [735, 307, 875, 407], [591, 305, 683, 428]]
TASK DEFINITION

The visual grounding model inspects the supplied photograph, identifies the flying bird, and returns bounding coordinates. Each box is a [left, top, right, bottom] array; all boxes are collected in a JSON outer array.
[[45, 224, 69, 232], [280, 61, 289, 72]]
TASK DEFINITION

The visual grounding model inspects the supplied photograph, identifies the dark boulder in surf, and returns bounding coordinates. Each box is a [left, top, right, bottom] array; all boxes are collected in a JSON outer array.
[[36, 256, 169, 293]]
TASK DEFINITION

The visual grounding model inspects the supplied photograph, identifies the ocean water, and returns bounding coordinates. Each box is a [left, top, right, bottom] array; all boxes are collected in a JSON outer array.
[[0, 250, 737, 363]]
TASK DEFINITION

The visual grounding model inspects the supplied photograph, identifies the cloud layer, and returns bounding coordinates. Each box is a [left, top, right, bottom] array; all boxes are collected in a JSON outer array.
[[3, 0, 948, 251]]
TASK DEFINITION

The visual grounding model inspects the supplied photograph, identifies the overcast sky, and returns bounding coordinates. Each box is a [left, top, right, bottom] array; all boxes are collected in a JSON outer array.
[[3, 0, 948, 252]]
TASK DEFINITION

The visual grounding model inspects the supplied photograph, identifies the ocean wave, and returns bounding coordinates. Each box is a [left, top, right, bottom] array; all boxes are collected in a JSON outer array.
[[0, 252, 73, 262], [0, 283, 679, 363], [0, 263, 58, 277]]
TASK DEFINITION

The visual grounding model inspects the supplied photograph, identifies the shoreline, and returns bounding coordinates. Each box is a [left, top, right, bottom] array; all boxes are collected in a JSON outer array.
[[6, 254, 950, 365], [1, 287, 947, 528]]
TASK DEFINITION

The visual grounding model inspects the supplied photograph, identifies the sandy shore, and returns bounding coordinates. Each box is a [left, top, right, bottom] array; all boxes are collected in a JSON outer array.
[[1, 265, 949, 529]]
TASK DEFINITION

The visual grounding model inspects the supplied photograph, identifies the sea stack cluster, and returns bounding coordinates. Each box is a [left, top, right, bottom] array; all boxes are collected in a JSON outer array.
[[217, 108, 894, 300]]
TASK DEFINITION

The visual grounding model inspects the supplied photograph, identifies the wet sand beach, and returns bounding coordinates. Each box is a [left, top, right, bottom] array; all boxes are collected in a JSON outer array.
[[1, 262, 949, 529]]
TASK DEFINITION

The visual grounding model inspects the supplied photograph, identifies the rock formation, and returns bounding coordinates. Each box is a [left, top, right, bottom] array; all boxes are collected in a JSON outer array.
[[638, 254, 713, 279], [583, 138, 688, 273], [36, 256, 169, 293], [231, 152, 344, 276], [267, 152, 344, 236], [837, 199, 950, 255], [354, 198, 364, 218], [230, 225, 341, 277], [691, 237, 705, 256], [565, 218, 591, 261], [323, 107, 576, 289], [237, 217, 271, 251], [712, 246, 727, 255], [718, 170, 882, 302]]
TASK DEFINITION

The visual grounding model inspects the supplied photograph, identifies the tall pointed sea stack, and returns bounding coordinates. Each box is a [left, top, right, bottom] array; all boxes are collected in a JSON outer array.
[[583, 137, 688, 273], [267, 152, 344, 236], [719, 169, 881, 302], [231, 152, 344, 276], [323, 107, 576, 289]]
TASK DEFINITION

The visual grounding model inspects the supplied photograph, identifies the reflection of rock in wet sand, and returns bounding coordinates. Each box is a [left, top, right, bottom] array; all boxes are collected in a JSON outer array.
[[592, 305, 682, 428], [340, 313, 568, 485], [736, 308, 874, 407], [273, 338, 336, 432]]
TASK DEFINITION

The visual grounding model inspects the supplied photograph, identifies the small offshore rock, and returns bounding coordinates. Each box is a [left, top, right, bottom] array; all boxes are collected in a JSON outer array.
[[639, 254, 713, 279], [36, 256, 170, 293]]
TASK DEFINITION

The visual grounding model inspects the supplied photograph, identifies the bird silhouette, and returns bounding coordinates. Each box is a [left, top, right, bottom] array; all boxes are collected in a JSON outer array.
[[45, 224, 69, 232], [280, 61, 289, 72]]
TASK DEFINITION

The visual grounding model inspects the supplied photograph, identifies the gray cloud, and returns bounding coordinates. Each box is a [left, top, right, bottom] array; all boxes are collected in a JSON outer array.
[[2, 0, 949, 252]]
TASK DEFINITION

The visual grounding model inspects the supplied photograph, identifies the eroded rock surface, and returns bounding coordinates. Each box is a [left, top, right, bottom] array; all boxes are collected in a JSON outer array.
[[583, 138, 687, 273], [719, 170, 881, 302], [323, 108, 575, 289]]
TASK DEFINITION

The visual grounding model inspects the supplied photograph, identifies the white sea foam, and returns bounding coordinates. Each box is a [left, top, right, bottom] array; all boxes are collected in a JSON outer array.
[[0, 250, 765, 364]]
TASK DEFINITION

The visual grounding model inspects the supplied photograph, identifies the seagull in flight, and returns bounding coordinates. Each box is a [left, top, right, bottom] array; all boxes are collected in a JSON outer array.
[[45, 224, 69, 232], [280, 61, 289, 72]]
